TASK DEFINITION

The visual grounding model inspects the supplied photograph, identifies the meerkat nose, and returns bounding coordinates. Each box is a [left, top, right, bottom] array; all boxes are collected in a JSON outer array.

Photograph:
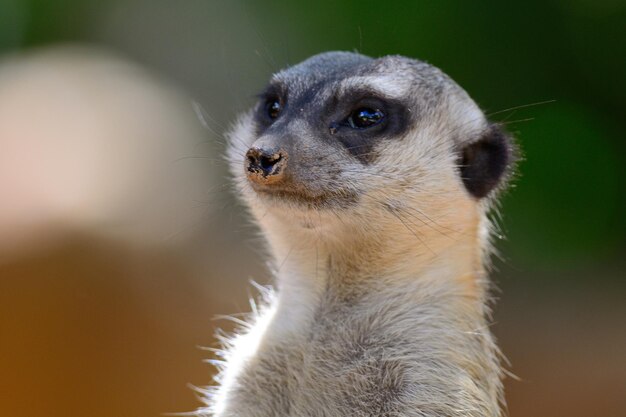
[[245, 147, 288, 184]]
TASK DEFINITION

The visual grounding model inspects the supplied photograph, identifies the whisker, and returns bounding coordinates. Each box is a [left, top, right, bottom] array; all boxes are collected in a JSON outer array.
[[486, 99, 556, 117], [500, 117, 536, 125], [192, 100, 228, 134], [387, 208, 435, 255]]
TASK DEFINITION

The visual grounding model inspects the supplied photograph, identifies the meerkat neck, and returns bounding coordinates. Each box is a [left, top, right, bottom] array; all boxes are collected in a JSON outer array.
[[264, 214, 490, 334], [244, 211, 502, 417]]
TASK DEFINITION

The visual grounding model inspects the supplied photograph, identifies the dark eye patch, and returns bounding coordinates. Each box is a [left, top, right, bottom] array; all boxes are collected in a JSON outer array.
[[327, 90, 411, 163], [255, 83, 287, 128]]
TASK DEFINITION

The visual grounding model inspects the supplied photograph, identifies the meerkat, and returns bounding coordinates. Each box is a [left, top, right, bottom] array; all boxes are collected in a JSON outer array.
[[199, 51, 515, 417]]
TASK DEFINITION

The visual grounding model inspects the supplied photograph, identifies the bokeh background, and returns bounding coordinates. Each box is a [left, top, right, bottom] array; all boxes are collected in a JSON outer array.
[[0, 1, 624, 416]]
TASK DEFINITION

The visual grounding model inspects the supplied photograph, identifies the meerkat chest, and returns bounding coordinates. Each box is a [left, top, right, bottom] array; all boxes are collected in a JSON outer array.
[[218, 302, 415, 417], [214, 289, 499, 417]]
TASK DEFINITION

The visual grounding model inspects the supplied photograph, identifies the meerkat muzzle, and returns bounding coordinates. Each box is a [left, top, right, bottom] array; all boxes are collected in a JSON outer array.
[[245, 147, 288, 185]]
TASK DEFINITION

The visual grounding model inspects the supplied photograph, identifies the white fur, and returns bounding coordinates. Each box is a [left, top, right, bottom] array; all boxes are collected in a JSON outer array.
[[339, 75, 413, 99]]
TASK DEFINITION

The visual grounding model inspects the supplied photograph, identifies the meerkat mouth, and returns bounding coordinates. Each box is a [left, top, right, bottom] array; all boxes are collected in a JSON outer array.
[[252, 185, 359, 210]]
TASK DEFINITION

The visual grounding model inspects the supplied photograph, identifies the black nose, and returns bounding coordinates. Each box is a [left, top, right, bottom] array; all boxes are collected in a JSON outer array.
[[245, 147, 288, 184]]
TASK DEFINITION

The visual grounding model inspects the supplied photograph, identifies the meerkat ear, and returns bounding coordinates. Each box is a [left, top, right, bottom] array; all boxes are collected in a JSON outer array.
[[459, 123, 514, 199]]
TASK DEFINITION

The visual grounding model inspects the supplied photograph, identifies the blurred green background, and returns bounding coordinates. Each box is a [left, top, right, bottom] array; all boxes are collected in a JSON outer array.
[[0, 1, 624, 417]]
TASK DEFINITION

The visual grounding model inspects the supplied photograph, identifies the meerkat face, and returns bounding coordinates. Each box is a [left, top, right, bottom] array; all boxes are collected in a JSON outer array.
[[228, 52, 514, 241]]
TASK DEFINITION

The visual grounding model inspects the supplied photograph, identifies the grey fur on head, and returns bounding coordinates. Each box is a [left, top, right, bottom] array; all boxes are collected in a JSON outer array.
[[198, 51, 514, 416]]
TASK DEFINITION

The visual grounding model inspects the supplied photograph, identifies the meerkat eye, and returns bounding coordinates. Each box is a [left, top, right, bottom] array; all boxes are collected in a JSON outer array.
[[347, 107, 385, 129], [265, 98, 282, 120]]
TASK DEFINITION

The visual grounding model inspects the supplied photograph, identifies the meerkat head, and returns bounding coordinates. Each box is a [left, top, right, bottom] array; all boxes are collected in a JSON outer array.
[[228, 52, 514, 259]]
